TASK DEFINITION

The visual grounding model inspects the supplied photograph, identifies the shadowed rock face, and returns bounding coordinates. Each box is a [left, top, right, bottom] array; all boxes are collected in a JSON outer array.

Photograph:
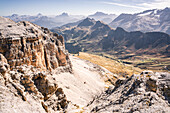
[[0, 17, 71, 71], [98, 28, 170, 55]]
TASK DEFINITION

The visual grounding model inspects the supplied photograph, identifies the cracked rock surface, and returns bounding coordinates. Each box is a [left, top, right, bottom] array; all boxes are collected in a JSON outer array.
[[88, 72, 170, 113]]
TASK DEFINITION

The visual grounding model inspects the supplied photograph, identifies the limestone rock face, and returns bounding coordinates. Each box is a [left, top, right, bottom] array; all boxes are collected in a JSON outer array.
[[0, 17, 71, 71], [0, 16, 72, 113]]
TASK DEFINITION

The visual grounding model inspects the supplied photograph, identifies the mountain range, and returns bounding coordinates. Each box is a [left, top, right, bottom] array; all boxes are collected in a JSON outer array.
[[5, 7, 170, 34], [56, 7, 170, 35], [5, 13, 84, 28], [51, 18, 170, 57], [109, 7, 170, 34], [4, 12, 116, 29]]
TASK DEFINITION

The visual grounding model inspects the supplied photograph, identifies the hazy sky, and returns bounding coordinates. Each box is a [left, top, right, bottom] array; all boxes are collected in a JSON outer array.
[[0, 0, 169, 16]]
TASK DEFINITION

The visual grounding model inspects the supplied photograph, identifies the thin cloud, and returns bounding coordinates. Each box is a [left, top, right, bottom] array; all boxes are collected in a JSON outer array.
[[138, 0, 170, 9], [102, 1, 148, 9]]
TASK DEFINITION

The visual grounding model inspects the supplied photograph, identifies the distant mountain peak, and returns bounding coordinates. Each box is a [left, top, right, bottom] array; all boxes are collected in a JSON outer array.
[[11, 14, 19, 17], [60, 12, 69, 17], [164, 7, 170, 10], [77, 17, 96, 27], [93, 12, 108, 16], [115, 27, 126, 33], [37, 13, 43, 16], [36, 13, 43, 18], [88, 12, 117, 24], [85, 17, 95, 21]]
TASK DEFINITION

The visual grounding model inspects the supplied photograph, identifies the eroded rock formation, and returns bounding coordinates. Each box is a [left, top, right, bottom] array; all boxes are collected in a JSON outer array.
[[0, 17, 71, 71], [0, 16, 72, 113]]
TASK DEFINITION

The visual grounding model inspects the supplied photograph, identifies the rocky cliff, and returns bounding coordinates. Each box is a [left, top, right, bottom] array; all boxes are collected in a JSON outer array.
[[0, 16, 72, 71], [0, 16, 73, 112]]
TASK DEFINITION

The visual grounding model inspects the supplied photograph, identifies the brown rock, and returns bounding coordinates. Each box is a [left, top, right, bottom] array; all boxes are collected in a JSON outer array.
[[33, 72, 58, 100], [0, 54, 7, 63], [0, 16, 71, 113], [0, 17, 72, 72]]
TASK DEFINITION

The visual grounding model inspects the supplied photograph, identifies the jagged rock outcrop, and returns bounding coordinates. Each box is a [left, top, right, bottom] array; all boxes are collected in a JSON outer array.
[[0, 63, 69, 113], [88, 72, 170, 113], [0, 16, 72, 113], [0, 16, 72, 71]]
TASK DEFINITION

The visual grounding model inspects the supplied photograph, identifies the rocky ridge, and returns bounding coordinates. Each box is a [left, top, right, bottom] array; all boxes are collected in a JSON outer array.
[[88, 72, 170, 113]]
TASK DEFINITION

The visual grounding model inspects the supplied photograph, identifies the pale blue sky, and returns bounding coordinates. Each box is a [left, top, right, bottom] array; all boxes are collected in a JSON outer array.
[[0, 0, 169, 16]]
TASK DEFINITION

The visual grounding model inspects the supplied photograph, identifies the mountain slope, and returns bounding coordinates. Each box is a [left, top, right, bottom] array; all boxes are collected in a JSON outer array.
[[51, 18, 170, 71], [98, 28, 170, 56], [109, 7, 170, 34], [51, 18, 112, 53]]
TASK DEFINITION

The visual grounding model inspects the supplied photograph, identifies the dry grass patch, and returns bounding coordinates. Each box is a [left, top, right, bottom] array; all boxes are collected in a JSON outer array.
[[75, 52, 142, 78]]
